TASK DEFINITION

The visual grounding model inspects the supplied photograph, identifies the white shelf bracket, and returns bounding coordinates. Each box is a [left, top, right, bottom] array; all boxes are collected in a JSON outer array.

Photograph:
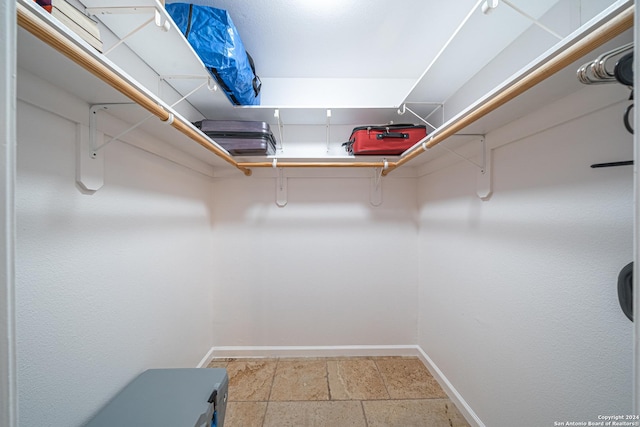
[[429, 135, 491, 199], [273, 159, 287, 207], [274, 109, 284, 152], [77, 121, 104, 192], [481, 0, 499, 14], [86, 7, 171, 55], [370, 159, 387, 207], [473, 136, 492, 200], [326, 109, 332, 153], [89, 103, 142, 156], [482, 0, 563, 40], [90, 83, 196, 156], [433, 135, 486, 171], [157, 76, 210, 108], [397, 103, 442, 131], [207, 76, 218, 92]]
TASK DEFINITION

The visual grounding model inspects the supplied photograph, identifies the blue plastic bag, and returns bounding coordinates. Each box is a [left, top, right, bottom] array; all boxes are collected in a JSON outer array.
[[166, 3, 261, 105]]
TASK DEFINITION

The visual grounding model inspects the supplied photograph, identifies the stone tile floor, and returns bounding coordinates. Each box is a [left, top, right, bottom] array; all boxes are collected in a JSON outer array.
[[207, 356, 470, 427]]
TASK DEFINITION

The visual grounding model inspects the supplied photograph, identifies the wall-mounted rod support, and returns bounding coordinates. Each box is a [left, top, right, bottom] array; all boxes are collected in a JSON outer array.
[[370, 162, 386, 207], [275, 167, 287, 207], [17, 2, 251, 176], [326, 109, 332, 153], [384, 4, 634, 176]]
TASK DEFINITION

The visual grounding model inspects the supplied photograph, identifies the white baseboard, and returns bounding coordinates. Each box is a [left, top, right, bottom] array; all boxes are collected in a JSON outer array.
[[196, 346, 217, 368], [415, 346, 485, 427], [205, 345, 421, 360]]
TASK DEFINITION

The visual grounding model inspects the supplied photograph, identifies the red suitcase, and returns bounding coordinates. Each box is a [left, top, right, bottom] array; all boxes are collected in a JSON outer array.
[[346, 124, 427, 155]]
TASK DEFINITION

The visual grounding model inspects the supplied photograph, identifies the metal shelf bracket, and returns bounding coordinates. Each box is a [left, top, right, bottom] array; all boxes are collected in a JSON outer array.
[[397, 103, 443, 131], [482, 0, 563, 40], [89, 103, 137, 157], [85, 6, 170, 55], [158, 75, 217, 98], [429, 135, 491, 200], [429, 135, 486, 172], [89, 74, 209, 156], [83, 101, 183, 191], [476, 137, 492, 200], [274, 109, 284, 152], [326, 109, 331, 153], [370, 159, 388, 207], [273, 159, 287, 207], [76, 122, 104, 192]]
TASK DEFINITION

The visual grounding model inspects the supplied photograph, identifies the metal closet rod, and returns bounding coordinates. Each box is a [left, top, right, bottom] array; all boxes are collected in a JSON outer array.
[[18, 3, 634, 176], [16, 2, 253, 176], [383, 4, 634, 176]]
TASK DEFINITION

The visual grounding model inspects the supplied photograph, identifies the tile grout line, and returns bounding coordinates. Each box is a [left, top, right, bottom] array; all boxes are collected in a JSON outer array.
[[266, 357, 279, 401], [360, 400, 370, 427], [262, 357, 280, 427], [260, 399, 268, 427], [325, 360, 332, 401], [372, 358, 392, 400]]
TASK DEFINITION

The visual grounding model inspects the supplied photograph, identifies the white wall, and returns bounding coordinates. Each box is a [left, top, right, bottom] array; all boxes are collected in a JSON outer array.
[[209, 170, 419, 350], [15, 98, 216, 426], [417, 96, 634, 426]]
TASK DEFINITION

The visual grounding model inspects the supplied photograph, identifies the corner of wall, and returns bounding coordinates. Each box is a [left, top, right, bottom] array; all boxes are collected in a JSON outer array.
[[416, 346, 485, 427]]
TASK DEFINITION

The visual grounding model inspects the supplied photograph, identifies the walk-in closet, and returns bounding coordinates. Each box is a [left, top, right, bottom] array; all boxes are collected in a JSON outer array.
[[2, 0, 638, 426]]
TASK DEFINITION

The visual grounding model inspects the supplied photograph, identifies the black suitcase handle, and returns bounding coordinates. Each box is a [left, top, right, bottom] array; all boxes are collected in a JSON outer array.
[[377, 132, 409, 139]]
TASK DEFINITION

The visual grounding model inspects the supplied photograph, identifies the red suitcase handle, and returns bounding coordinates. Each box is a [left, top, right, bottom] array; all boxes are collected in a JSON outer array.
[[377, 132, 409, 139]]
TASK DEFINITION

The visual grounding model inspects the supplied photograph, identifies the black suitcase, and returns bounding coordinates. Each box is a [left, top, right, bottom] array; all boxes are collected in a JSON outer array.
[[194, 120, 276, 156]]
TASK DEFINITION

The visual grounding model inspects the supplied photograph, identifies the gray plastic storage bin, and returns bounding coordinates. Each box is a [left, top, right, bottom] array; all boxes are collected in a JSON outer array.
[[84, 368, 228, 427]]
